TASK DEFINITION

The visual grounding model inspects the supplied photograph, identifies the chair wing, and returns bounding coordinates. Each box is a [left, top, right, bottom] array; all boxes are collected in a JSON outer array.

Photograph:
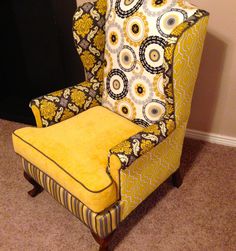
[[72, 0, 107, 83], [29, 0, 107, 128]]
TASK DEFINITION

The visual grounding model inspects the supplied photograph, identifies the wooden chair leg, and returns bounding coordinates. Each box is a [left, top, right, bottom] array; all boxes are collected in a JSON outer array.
[[172, 168, 183, 188], [24, 171, 43, 197], [91, 231, 114, 251]]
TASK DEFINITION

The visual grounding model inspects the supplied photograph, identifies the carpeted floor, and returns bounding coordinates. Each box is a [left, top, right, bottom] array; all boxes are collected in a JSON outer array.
[[0, 118, 235, 251]]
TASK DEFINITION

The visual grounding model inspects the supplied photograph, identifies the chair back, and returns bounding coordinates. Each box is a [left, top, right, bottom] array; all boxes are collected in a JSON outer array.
[[102, 0, 198, 127]]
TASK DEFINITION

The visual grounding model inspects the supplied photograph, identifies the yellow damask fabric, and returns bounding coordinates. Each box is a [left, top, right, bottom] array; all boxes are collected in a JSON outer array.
[[120, 123, 187, 219], [173, 16, 209, 125], [73, 0, 107, 83], [30, 81, 102, 128], [13, 106, 142, 212]]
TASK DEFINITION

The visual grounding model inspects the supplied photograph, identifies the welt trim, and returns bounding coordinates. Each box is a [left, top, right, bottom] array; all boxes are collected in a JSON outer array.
[[13, 132, 114, 194]]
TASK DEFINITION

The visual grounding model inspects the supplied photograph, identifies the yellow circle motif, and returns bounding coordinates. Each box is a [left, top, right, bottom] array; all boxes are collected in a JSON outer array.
[[131, 23, 141, 36], [134, 83, 146, 97], [110, 32, 119, 45], [114, 98, 136, 120], [153, 74, 165, 100], [113, 80, 121, 90], [124, 12, 149, 47], [149, 49, 160, 62]]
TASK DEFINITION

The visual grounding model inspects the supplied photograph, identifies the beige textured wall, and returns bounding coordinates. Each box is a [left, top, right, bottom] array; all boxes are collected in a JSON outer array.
[[188, 0, 236, 137], [76, 0, 236, 138]]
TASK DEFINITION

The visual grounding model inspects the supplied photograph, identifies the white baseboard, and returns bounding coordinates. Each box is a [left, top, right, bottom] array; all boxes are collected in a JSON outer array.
[[185, 129, 236, 147]]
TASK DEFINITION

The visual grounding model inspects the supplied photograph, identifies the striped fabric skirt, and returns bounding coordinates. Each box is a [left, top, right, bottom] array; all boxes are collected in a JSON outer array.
[[22, 158, 122, 238]]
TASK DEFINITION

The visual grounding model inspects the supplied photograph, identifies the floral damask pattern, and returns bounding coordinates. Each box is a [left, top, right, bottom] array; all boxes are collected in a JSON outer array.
[[30, 81, 102, 127], [40, 100, 57, 120], [73, 0, 107, 83], [96, 0, 107, 15], [74, 14, 93, 37], [108, 9, 209, 170]]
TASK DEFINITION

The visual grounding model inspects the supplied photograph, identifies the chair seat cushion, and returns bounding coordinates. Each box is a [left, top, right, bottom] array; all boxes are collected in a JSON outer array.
[[12, 106, 142, 212]]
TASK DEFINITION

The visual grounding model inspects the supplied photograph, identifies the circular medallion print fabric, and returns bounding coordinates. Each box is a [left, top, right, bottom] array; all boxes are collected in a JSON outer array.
[[106, 23, 124, 53], [123, 12, 149, 47], [106, 69, 128, 100], [156, 8, 188, 38], [102, 0, 198, 126], [143, 99, 166, 123], [118, 45, 137, 72], [114, 97, 136, 120], [139, 36, 166, 74], [129, 75, 153, 104]]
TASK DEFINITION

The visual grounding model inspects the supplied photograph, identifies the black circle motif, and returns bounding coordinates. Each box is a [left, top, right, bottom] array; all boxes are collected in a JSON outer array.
[[139, 36, 166, 74], [132, 24, 139, 33], [111, 35, 117, 43], [122, 107, 128, 114], [106, 69, 128, 100], [137, 86, 143, 93], [115, 0, 144, 18]]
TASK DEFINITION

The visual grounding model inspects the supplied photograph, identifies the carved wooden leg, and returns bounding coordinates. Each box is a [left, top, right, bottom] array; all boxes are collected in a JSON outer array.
[[24, 171, 43, 197], [91, 231, 114, 251], [172, 168, 183, 188]]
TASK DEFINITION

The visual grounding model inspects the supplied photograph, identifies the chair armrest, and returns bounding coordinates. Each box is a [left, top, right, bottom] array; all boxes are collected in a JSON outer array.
[[108, 118, 176, 177], [30, 81, 103, 127]]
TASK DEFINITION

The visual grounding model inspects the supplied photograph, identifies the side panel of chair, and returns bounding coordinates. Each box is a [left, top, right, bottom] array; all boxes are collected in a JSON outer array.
[[173, 16, 209, 126], [119, 124, 187, 220], [118, 16, 209, 220]]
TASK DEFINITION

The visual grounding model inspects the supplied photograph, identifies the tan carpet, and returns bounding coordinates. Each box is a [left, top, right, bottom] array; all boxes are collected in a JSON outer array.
[[0, 118, 235, 251]]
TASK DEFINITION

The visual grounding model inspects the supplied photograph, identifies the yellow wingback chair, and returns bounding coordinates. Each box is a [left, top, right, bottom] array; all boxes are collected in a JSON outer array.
[[12, 0, 209, 250]]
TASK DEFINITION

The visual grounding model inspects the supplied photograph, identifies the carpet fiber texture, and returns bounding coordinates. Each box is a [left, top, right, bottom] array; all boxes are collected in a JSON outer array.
[[0, 118, 235, 250]]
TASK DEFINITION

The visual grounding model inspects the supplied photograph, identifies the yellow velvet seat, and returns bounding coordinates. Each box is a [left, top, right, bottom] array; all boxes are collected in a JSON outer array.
[[13, 106, 142, 212]]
